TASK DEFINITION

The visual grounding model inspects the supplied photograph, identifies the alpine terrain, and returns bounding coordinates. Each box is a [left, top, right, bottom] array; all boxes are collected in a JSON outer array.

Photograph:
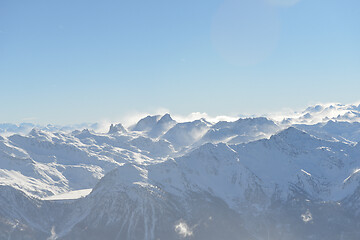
[[1, 103, 360, 239]]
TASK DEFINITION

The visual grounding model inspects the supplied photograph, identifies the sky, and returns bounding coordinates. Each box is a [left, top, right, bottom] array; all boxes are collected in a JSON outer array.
[[0, 0, 359, 124]]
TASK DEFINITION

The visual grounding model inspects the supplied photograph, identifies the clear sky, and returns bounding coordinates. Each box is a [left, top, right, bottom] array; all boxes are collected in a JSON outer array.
[[1, 0, 359, 124]]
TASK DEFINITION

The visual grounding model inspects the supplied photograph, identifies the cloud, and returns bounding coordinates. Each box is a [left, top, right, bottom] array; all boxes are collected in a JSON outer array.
[[117, 108, 170, 127], [105, 101, 360, 129], [172, 112, 238, 124], [301, 209, 313, 223], [115, 108, 239, 128], [44, 101, 360, 133], [264, 102, 360, 124], [174, 220, 193, 238], [91, 120, 113, 133]]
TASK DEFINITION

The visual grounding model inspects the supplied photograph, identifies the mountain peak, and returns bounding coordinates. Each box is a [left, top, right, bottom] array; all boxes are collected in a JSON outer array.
[[159, 113, 173, 122], [93, 164, 148, 193], [197, 118, 212, 126], [270, 127, 313, 143], [108, 123, 127, 134], [132, 115, 161, 132], [29, 128, 51, 137], [235, 116, 272, 124], [305, 104, 324, 113], [147, 113, 177, 138]]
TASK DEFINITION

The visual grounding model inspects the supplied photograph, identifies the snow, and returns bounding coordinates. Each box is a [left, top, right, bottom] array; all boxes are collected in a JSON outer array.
[[268, 103, 360, 125], [162, 119, 212, 149], [2, 104, 360, 238], [42, 188, 92, 200], [131, 115, 161, 132], [0, 109, 360, 201]]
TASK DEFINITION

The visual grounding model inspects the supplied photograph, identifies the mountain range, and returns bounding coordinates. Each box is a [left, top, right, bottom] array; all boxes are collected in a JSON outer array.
[[1, 103, 360, 239]]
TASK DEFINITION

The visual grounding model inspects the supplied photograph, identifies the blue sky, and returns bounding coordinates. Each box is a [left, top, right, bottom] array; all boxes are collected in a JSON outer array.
[[0, 0, 359, 124]]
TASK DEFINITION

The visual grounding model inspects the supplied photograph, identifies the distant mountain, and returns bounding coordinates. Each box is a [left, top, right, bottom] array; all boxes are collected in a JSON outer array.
[[0, 123, 35, 135], [0, 122, 101, 136], [198, 117, 280, 145], [130, 113, 177, 139], [148, 113, 177, 138], [131, 115, 162, 132], [277, 103, 360, 125], [108, 123, 127, 134], [295, 120, 360, 144], [162, 118, 212, 150]]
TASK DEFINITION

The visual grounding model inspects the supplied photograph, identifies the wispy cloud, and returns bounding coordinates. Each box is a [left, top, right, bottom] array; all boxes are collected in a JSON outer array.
[[117, 108, 170, 127], [172, 112, 238, 123]]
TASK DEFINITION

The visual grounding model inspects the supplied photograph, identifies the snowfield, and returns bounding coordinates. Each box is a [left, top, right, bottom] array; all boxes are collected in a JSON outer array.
[[1, 103, 360, 239]]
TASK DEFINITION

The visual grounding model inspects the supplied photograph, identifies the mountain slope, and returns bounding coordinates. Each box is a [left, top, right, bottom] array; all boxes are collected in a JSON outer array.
[[54, 128, 360, 239], [197, 117, 280, 145]]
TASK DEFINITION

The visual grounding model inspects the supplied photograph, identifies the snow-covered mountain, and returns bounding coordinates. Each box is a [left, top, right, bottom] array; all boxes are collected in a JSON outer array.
[[162, 118, 212, 150], [197, 117, 280, 145], [295, 120, 360, 144], [0, 123, 101, 136], [272, 102, 360, 125], [2, 105, 360, 239]]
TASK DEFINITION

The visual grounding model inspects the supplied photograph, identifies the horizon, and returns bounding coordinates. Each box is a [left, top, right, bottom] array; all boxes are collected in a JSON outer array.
[[1, 101, 359, 132]]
